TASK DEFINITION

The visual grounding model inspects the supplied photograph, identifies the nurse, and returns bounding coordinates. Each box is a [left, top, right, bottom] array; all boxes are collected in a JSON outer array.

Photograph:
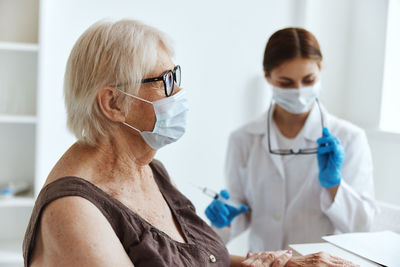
[[205, 27, 377, 251]]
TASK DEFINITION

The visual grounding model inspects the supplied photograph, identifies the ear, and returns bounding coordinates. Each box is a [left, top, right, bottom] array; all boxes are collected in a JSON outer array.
[[264, 72, 273, 84], [264, 69, 271, 82], [97, 87, 126, 123]]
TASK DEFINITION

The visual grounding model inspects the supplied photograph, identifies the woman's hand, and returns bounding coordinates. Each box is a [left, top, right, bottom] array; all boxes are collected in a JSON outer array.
[[240, 250, 292, 267], [317, 127, 345, 189], [286, 252, 360, 267]]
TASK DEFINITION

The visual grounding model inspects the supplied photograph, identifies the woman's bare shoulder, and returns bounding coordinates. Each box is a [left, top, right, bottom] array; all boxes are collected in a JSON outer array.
[[33, 196, 134, 267], [41, 196, 106, 237], [44, 143, 96, 186]]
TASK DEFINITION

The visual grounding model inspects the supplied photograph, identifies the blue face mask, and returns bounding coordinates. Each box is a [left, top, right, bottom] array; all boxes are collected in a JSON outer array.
[[119, 90, 189, 150]]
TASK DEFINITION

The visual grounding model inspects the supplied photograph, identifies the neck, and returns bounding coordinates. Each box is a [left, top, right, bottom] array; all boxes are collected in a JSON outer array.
[[273, 104, 311, 138], [71, 127, 156, 184]]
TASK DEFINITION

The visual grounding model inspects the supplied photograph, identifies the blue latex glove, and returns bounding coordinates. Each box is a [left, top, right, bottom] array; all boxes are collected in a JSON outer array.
[[205, 190, 249, 228], [317, 127, 345, 188]]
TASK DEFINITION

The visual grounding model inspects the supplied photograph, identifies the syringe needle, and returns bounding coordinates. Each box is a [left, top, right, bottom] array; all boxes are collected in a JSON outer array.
[[188, 182, 244, 210]]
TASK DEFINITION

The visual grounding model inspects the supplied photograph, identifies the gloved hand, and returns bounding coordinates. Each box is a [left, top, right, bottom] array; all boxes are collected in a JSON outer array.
[[317, 127, 345, 188], [205, 189, 249, 228]]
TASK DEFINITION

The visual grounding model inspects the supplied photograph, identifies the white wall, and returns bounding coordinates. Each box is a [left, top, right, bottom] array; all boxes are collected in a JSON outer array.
[[301, 0, 387, 124], [380, 0, 400, 133], [302, 0, 354, 119], [367, 131, 400, 205], [345, 0, 400, 206], [345, 0, 388, 129]]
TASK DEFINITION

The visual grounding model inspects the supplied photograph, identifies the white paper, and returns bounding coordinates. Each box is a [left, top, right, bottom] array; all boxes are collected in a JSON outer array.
[[322, 231, 400, 267], [289, 242, 379, 266]]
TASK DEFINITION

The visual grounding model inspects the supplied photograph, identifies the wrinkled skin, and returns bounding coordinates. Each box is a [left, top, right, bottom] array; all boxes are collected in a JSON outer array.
[[286, 252, 359, 267], [239, 251, 359, 267]]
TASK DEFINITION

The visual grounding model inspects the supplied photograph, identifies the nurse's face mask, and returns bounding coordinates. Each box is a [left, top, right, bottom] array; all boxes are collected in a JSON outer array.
[[272, 81, 321, 114], [117, 65, 189, 150]]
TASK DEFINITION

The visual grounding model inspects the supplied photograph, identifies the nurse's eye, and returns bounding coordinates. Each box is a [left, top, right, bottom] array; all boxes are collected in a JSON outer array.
[[279, 82, 293, 88], [303, 79, 315, 85]]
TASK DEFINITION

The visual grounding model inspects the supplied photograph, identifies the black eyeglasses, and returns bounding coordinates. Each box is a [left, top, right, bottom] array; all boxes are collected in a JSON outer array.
[[141, 65, 181, 97], [268, 99, 324, 155], [113, 65, 181, 97]]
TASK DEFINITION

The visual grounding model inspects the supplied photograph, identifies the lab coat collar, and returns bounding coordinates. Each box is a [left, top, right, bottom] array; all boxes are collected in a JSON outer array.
[[243, 102, 327, 139], [259, 104, 285, 179], [264, 106, 286, 179], [243, 112, 268, 135]]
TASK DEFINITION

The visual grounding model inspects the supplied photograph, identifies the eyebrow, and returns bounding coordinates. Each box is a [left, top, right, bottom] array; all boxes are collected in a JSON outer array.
[[278, 73, 315, 81], [154, 65, 176, 77]]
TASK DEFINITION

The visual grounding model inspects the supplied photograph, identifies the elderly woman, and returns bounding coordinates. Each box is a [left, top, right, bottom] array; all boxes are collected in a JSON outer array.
[[22, 20, 357, 267]]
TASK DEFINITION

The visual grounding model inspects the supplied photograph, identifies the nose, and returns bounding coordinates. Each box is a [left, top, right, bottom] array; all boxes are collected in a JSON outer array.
[[293, 82, 302, 89]]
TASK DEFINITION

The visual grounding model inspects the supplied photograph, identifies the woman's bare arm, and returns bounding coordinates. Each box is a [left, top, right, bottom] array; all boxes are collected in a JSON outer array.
[[31, 196, 134, 267]]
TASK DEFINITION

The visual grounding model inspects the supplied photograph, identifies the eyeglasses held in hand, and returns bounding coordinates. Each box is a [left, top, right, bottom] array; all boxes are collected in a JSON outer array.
[[267, 99, 324, 156]]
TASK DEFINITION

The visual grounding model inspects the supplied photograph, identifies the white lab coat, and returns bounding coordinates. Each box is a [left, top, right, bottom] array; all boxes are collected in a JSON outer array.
[[222, 104, 377, 251]]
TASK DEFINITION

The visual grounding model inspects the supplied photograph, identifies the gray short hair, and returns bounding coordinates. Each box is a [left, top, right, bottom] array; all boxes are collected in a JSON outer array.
[[64, 19, 174, 146]]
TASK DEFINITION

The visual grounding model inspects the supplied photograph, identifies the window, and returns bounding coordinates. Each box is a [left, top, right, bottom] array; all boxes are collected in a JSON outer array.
[[380, 0, 400, 132]]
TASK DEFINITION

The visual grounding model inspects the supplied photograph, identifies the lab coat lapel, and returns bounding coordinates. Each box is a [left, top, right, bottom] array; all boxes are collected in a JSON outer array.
[[262, 105, 285, 180]]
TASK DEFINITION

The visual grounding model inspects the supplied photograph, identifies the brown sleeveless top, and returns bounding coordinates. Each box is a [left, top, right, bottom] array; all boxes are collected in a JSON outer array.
[[23, 160, 230, 266]]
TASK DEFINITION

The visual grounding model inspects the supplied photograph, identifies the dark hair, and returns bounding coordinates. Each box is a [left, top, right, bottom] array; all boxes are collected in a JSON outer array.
[[263, 27, 322, 76]]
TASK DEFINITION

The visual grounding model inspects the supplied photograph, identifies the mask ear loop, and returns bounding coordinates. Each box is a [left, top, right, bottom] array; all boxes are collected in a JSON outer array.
[[267, 101, 274, 154], [122, 122, 141, 133], [116, 88, 153, 104], [315, 98, 325, 130], [116, 88, 153, 133]]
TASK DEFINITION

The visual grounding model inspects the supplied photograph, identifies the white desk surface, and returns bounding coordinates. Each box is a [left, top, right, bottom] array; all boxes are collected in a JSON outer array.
[[289, 242, 380, 267]]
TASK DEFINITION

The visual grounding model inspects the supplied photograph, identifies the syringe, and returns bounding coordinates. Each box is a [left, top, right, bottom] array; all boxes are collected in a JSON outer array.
[[191, 183, 242, 209]]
